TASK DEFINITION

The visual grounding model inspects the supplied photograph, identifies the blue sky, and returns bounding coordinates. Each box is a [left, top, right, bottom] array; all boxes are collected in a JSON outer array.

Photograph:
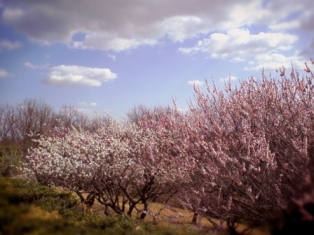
[[0, 0, 313, 119]]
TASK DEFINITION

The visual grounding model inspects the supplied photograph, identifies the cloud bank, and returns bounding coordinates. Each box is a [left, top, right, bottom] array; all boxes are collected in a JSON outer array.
[[179, 29, 297, 57], [1, 0, 313, 72], [1, 0, 312, 52]]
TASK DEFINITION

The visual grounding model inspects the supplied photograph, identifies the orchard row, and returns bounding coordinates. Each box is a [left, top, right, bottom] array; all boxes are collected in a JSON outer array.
[[4, 61, 314, 233]]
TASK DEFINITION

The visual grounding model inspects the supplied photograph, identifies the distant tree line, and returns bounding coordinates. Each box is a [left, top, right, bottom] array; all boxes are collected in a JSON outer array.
[[0, 99, 110, 154]]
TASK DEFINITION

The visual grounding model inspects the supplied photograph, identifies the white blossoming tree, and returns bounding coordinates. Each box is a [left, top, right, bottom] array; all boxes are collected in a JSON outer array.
[[26, 111, 192, 218]]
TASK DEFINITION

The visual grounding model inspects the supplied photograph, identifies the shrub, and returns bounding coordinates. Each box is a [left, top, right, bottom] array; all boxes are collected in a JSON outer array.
[[0, 145, 22, 177]]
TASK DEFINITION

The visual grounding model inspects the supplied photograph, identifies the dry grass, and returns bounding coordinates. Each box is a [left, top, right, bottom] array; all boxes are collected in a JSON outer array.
[[1, 176, 271, 235], [21, 205, 61, 221], [89, 196, 271, 235]]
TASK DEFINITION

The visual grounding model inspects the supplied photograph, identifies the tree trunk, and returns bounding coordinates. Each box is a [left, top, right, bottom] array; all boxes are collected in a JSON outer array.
[[140, 203, 148, 220], [226, 217, 241, 235], [104, 205, 110, 216], [122, 197, 128, 213], [127, 203, 136, 217], [192, 211, 198, 225]]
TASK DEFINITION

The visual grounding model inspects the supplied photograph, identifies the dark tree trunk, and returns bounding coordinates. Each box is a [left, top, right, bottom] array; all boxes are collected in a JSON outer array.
[[140, 203, 148, 220], [122, 197, 128, 213], [226, 217, 241, 235], [104, 205, 110, 216], [127, 203, 136, 216], [192, 211, 198, 225]]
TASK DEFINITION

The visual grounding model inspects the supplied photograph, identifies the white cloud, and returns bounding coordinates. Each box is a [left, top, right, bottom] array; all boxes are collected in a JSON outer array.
[[24, 62, 37, 69], [78, 102, 98, 107], [220, 76, 238, 82], [0, 40, 21, 50], [0, 68, 10, 78], [71, 33, 158, 52], [179, 28, 298, 59], [232, 57, 246, 62], [157, 15, 206, 42], [2, 7, 24, 23], [244, 53, 304, 71], [43, 65, 117, 86], [24, 62, 49, 69], [107, 53, 116, 61], [188, 80, 203, 86], [224, 1, 271, 29], [269, 20, 300, 31]]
